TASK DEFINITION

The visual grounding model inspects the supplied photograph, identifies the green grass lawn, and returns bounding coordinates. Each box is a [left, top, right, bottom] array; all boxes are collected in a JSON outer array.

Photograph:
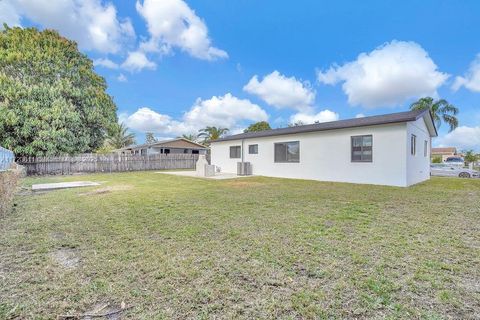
[[1, 173, 479, 319]]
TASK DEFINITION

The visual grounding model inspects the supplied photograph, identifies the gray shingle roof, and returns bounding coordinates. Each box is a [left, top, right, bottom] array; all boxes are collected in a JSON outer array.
[[213, 109, 436, 142]]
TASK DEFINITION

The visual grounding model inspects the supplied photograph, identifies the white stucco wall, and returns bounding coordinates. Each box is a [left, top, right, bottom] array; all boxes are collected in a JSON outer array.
[[406, 118, 431, 186], [211, 123, 417, 187]]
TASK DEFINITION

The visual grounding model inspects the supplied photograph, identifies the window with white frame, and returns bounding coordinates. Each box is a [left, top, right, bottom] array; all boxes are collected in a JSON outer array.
[[248, 144, 258, 154]]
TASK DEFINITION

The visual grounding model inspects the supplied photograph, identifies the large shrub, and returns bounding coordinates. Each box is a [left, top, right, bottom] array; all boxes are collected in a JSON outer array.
[[0, 26, 117, 156]]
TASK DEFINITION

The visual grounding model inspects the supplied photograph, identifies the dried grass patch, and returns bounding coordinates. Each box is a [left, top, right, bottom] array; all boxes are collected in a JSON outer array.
[[78, 184, 133, 196]]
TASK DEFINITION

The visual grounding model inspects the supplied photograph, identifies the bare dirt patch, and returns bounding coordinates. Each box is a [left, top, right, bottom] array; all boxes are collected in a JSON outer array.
[[78, 185, 133, 196], [51, 248, 80, 269]]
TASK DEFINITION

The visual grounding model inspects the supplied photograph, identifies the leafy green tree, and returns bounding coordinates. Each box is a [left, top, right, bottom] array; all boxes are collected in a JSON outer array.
[[198, 126, 229, 144], [0, 26, 117, 156], [463, 150, 478, 164], [244, 121, 271, 133], [145, 132, 157, 144], [180, 133, 198, 142], [105, 123, 135, 149], [410, 97, 459, 132], [95, 144, 115, 154]]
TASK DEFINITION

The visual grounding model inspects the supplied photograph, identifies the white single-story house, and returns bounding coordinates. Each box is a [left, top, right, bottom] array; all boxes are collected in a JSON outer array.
[[118, 138, 208, 155], [210, 109, 437, 187]]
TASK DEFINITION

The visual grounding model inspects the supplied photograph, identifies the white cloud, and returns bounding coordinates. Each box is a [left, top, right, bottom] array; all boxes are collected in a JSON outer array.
[[436, 126, 480, 151], [317, 40, 449, 108], [244, 71, 315, 112], [127, 107, 176, 133], [116, 73, 127, 82], [121, 51, 156, 72], [135, 0, 227, 60], [0, 0, 21, 28], [355, 113, 365, 118], [126, 93, 268, 135], [9, 0, 135, 54], [93, 58, 119, 69], [452, 54, 480, 92], [9, 0, 226, 69], [289, 109, 339, 124], [183, 94, 268, 130]]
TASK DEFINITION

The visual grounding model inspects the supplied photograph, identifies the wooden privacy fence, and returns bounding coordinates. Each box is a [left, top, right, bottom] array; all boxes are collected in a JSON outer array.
[[17, 154, 200, 176]]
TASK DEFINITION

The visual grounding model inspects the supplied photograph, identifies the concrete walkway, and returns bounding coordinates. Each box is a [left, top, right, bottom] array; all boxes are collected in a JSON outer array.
[[32, 181, 100, 191], [155, 171, 252, 180]]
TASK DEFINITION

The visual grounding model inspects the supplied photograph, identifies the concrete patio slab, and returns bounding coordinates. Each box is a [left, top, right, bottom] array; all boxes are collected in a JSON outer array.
[[155, 171, 253, 180], [32, 181, 100, 191]]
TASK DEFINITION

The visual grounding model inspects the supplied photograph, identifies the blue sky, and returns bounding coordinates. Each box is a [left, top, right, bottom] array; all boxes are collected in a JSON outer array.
[[1, 0, 479, 150]]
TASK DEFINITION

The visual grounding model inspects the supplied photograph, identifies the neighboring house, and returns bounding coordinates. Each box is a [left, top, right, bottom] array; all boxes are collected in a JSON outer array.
[[431, 147, 458, 162], [118, 138, 208, 155], [210, 109, 437, 187]]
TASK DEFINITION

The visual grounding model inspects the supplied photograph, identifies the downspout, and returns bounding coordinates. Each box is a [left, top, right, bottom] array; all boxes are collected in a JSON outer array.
[[241, 139, 245, 162]]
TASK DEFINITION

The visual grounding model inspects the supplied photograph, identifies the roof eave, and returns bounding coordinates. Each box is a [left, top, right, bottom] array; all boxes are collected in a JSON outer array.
[[212, 119, 414, 143], [211, 110, 437, 143], [416, 109, 438, 137]]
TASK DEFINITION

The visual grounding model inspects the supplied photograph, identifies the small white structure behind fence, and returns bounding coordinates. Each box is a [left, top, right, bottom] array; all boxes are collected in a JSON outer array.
[[17, 153, 201, 175]]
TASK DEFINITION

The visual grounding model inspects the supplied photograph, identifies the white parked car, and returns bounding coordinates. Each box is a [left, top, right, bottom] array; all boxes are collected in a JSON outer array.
[[431, 163, 479, 178]]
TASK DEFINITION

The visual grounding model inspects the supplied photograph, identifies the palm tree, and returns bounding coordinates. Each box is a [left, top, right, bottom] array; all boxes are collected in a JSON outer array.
[[179, 133, 198, 142], [198, 126, 229, 144], [106, 123, 136, 149], [410, 97, 459, 132]]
